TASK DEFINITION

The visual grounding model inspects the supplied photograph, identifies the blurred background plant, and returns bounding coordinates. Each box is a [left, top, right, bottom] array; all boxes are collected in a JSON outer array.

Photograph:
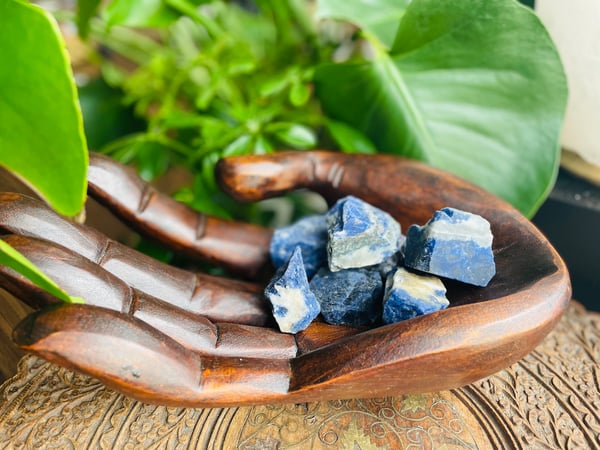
[[72, 0, 372, 225], [67, 0, 567, 224]]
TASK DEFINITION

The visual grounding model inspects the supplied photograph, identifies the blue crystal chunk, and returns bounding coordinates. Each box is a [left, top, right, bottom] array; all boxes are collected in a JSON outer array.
[[382, 268, 449, 324], [270, 215, 327, 278], [326, 196, 402, 271], [310, 267, 383, 326], [264, 247, 321, 334], [404, 207, 495, 287]]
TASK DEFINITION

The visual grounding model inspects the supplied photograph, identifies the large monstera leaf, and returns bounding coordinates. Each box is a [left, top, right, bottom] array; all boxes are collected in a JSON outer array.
[[315, 0, 567, 216]]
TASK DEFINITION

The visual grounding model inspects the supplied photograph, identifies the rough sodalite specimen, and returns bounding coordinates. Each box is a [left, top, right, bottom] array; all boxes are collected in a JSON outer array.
[[382, 268, 449, 324], [270, 215, 328, 278], [310, 267, 383, 326], [404, 207, 495, 287], [326, 196, 402, 271], [264, 247, 321, 334]]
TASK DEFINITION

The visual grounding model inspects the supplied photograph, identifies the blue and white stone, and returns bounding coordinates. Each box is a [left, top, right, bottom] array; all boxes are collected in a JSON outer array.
[[264, 247, 321, 334], [404, 207, 495, 287], [309, 267, 383, 327], [326, 196, 402, 271], [270, 215, 328, 278], [382, 268, 449, 324]]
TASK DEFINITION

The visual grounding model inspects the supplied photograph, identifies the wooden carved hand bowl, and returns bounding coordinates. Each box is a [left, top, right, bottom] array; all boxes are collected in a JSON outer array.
[[0, 151, 570, 407]]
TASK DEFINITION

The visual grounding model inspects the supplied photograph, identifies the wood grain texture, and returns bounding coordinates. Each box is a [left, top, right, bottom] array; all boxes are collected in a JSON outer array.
[[0, 151, 571, 406], [87, 153, 273, 279], [1, 302, 596, 449]]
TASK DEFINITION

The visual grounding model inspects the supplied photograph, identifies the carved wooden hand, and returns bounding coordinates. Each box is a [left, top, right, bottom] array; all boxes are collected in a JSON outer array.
[[0, 152, 570, 407]]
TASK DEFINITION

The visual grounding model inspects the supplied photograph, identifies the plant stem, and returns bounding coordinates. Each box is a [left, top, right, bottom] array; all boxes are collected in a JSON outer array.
[[165, 0, 225, 39]]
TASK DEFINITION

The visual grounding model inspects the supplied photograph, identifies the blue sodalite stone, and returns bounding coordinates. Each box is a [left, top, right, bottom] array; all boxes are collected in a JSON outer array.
[[382, 268, 449, 324], [403, 207, 495, 287], [326, 196, 402, 271], [309, 267, 383, 326], [270, 215, 328, 278], [264, 247, 321, 334]]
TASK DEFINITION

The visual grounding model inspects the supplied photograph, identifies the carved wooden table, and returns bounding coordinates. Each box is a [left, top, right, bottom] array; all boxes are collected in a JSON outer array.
[[0, 300, 598, 449]]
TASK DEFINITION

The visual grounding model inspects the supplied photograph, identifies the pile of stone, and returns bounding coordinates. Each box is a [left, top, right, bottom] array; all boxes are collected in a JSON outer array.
[[264, 196, 495, 334]]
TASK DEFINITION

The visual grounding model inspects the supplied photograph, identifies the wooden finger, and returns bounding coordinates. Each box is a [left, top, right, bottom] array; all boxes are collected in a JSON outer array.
[[0, 193, 269, 325], [216, 151, 512, 229], [87, 153, 272, 278], [0, 234, 297, 359], [13, 304, 291, 407]]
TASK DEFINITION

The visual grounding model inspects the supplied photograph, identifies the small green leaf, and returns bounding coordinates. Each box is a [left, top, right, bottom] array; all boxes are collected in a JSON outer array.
[[131, 139, 170, 181], [315, 0, 567, 216], [0, 240, 84, 304], [260, 76, 290, 98], [268, 123, 317, 149], [0, 0, 88, 217], [316, 0, 410, 48], [104, 0, 179, 27], [195, 87, 216, 111], [326, 120, 376, 154], [176, 174, 233, 219], [201, 151, 222, 190], [222, 134, 252, 157], [77, 0, 103, 38], [254, 135, 274, 154], [289, 82, 311, 107]]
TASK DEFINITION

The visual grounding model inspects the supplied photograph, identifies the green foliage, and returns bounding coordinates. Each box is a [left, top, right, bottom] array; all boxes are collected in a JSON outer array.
[[315, 0, 567, 216], [315, 0, 410, 49], [85, 0, 336, 220], [0, 240, 84, 304], [76, 0, 566, 218], [0, 0, 88, 217]]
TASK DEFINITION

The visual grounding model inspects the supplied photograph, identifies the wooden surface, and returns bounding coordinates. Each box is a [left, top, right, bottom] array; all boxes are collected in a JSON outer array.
[[1, 300, 598, 449], [0, 152, 571, 406]]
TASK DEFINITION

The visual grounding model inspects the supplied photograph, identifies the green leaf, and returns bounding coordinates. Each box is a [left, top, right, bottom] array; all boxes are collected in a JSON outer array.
[[222, 134, 252, 157], [268, 123, 317, 149], [77, 0, 103, 38], [0, 0, 88, 217], [130, 139, 170, 181], [289, 81, 311, 107], [316, 0, 410, 48], [315, 0, 567, 216], [104, 0, 180, 27], [254, 135, 274, 154], [326, 120, 376, 154], [0, 240, 84, 304]]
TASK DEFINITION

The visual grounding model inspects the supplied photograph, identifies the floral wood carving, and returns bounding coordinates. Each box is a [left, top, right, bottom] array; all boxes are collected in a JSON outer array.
[[0, 301, 598, 449]]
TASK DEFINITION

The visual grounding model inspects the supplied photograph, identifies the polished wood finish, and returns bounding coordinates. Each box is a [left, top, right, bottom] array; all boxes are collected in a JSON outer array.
[[0, 151, 570, 407], [0, 193, 269, 326], [87, 153, 273, 279]]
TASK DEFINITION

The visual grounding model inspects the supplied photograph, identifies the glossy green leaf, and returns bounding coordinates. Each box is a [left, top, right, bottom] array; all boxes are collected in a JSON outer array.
[[315, 0, 567, 216], [316, 0, 410, 48], [0, 240, 84, 304], [269, 123, 317, 149], [0, 0, 88, 217], [222, 134, 252, 157]]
